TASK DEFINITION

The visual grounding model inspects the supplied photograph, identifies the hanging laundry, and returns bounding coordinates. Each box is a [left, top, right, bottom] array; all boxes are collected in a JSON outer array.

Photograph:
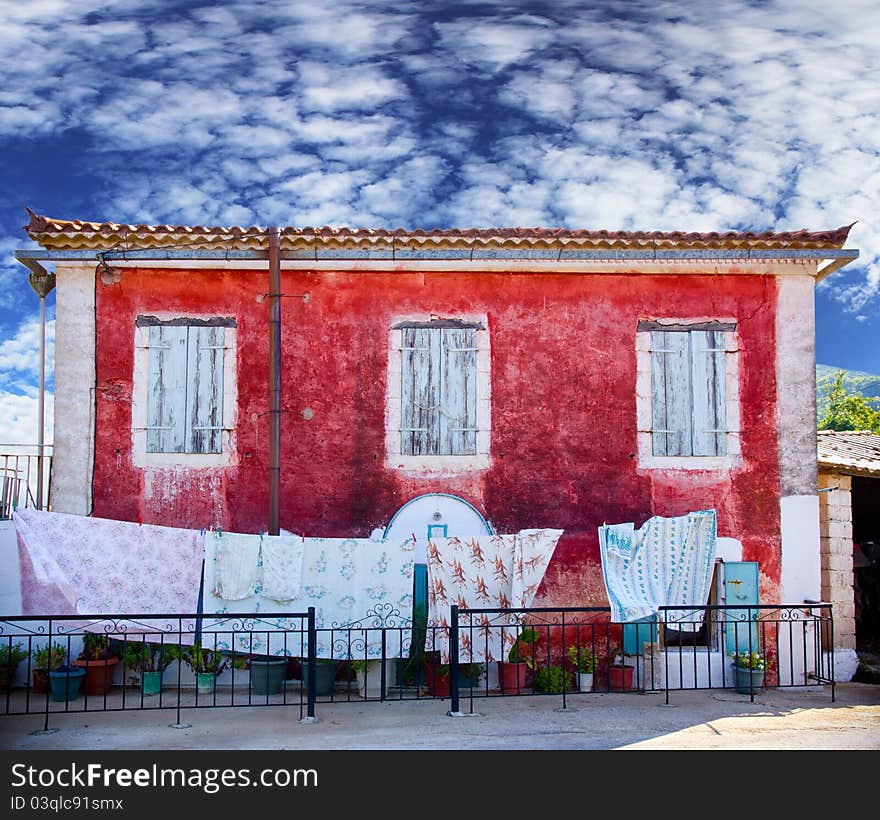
[[260, 534, 305, 602], [598, 509, 717, 624], [426, 529, 563, 663], [202, 534, 415, 658], [13, 508, 204, 633], [207, 530, 261, 600]]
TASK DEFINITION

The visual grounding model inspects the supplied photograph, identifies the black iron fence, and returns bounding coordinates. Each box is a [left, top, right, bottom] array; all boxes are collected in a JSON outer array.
[[0, 602, 835, 728]]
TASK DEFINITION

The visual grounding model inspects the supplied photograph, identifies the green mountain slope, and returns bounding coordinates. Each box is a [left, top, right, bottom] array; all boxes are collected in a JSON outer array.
[[816, 364, 880, 416]]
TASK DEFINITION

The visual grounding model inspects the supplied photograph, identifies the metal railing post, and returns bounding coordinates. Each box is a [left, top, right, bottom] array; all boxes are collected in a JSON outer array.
[[306, 607, 317, 719], [449, 605, 460, 714]]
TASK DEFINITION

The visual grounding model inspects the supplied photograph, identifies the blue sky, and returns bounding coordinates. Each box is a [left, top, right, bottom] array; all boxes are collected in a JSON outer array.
[[2, 0, 879, 444]]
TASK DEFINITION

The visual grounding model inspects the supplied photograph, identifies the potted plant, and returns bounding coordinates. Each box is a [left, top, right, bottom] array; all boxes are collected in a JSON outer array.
[[422, 651, 451, 698], [457, 662, 484, 690], [123, 642, 178, 696], [48, 655, 86, 702], [181, 642, 228, 695], [499, 627, 539, 693], [32, 642, 67, 694], [249, 654, 287, 696], [567, 643, 597, 692], [75, 633, 119, 696], [350, 658, 394, 700], [731, 650, 766, 694], [306, 658, 339, 697], [607, 645, 635, 691], [533, 663, 573, 694], [0, 642, 28, 694]]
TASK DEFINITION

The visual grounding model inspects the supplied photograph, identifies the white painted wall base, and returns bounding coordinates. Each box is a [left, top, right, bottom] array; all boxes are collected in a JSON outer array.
[[831, 649, 860, 682]]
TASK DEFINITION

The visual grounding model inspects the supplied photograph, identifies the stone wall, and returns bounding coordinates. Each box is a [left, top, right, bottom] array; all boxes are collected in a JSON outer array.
[[819, 471, 855, 649]]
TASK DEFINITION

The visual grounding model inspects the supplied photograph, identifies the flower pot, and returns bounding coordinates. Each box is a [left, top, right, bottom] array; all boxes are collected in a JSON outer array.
[[306, 662, 338, 696], [355, 660, 394, 699], [423, 662, 451, 697], [608, 664, 634, 691], [140, 670, 163, 697], [250, 657, 287, 696], [49, 666, 86, 702], [33, 668, 50, 695], [498, 661, 529, 693], [75, 657, 118, 695], [457, 663, 483, 689], [0, 662, 21, 694], [734, 666, 764, 695], [196, 672, 217, 695], [575, 671, 594, 693]]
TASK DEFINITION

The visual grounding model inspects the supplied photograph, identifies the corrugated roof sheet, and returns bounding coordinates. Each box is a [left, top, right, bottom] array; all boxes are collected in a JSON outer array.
[[23, 209, 856, 253], [817, 430, 880, 477]]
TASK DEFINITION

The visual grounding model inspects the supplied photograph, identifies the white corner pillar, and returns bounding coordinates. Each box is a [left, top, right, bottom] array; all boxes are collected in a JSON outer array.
[[776, 274, 820, 604], [50, 263, 96, 515]]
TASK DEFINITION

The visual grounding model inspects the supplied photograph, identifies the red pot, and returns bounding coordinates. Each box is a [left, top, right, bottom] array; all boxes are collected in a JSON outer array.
[[498, 661, 529, 693], [75, 657, 119, 695], [608, 664, 634, 691], [32, 669, 50, 694], [423, 663, 450, 698]]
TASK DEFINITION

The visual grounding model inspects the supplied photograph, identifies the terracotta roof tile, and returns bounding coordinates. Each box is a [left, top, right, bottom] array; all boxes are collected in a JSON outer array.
[[23, 209, 856, 253], [817, 430, 880, 477]]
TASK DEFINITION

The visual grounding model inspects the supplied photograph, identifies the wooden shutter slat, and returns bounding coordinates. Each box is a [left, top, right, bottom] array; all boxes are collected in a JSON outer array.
[[440, 328, 477, 455], [651, 330, 692, 456], [690, 330, 726, 456], [186, 326, 224, 453], [146, 325, 188, 453], [401, 327, 440, 455]]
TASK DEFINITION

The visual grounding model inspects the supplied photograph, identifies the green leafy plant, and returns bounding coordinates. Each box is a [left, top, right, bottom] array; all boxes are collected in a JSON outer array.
[[33, 642, 67, 671], [79, 633, 113, 661], [459, 662, 483, 682], [533, 664, 573, 694], [181, 643, 228, 675], [0, 642, 28, 667], [507, 627, 540, 668], [731, 650, 766, 671], [566, 644, 597, 673], [123, 642, 178, 673]]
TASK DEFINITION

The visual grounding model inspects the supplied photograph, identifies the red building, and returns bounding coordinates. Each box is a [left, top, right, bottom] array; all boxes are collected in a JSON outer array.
[[20, 214, 858, 618]]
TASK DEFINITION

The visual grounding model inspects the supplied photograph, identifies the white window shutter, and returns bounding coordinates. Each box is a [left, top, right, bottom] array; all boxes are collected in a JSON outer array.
[[651, 330, 693, 456], [401, 327, 441, 455], [186, 326, 224, 454], [440, 327, 477, 455], [146, 325, 188, 453], [690, 330, 726, 456]]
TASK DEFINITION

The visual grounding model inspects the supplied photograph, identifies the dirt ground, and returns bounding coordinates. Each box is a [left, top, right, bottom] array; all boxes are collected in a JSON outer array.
[[1, 681, 878, 751]]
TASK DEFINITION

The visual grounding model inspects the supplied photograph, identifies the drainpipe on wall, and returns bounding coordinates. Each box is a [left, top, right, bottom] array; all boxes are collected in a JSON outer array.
[[268, 227, 281, 536], [27, 267, 56, 510]]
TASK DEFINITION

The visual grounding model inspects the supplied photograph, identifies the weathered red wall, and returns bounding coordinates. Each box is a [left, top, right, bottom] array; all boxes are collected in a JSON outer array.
[[92, 268, 780, 606]]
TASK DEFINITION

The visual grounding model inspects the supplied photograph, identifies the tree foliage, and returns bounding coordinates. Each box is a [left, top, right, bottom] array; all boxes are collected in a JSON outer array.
[[818, 371, 880, 433]]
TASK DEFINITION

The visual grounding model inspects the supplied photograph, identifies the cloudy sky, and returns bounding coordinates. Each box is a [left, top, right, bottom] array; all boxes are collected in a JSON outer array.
[[1, 0, 878, 445]]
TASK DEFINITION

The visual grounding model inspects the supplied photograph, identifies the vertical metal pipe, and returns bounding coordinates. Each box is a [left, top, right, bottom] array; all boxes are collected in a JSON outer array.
[[307, 607, 317, 719], [267, 227, 281, 536], [36, 293, 46, 509], [449, 605, 459, 713]]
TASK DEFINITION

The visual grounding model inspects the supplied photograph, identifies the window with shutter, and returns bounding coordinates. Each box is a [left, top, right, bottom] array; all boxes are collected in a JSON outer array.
[[400, 325, 478, 456], [144, 321, 227, 455], [643, 322, 733, 458]]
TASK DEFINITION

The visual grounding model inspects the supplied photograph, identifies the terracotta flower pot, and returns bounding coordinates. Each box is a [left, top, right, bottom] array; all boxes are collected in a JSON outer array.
[[75, 657, 119, 695], [608, 663, 634, 691], [423, 662, 450, 698], [498, 661, 529, 693], [32, 668, 50, 694]]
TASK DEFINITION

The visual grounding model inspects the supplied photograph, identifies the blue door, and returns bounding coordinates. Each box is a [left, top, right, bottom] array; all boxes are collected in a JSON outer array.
[[723, 561, 760, 655]]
